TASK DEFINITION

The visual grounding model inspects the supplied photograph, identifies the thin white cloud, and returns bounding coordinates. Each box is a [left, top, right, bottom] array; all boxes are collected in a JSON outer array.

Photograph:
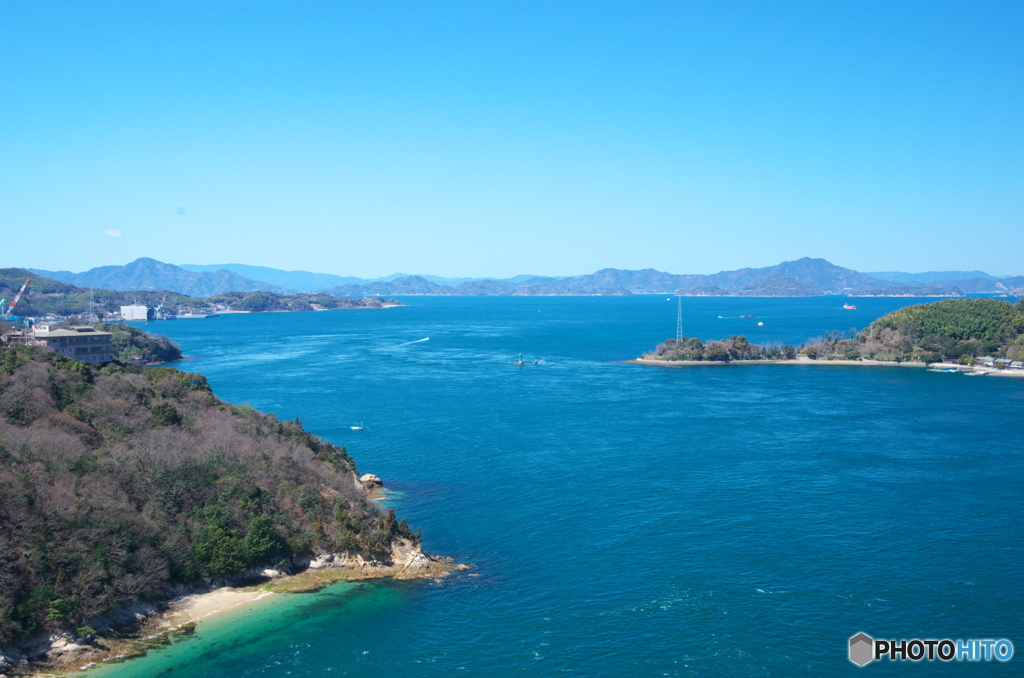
[[104, 228, 122, 237]]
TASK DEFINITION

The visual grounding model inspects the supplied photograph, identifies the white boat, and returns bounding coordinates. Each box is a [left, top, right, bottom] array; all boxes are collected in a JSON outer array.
[[350, 423, 364, 430]]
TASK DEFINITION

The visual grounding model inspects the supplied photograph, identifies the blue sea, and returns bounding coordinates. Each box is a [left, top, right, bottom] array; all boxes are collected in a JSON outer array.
[[85, 296, 1022, 676]]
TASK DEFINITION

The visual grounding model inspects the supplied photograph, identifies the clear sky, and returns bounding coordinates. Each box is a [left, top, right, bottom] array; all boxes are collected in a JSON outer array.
[[1, 2, 1021, 277]]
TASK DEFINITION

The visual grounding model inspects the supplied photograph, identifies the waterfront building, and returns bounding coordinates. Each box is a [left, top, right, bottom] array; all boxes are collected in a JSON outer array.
[[120, 305, 151, 321], [32, 325, 113, 363]]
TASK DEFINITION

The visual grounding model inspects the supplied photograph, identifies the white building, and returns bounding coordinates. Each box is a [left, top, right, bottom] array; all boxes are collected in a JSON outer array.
[[120, 305, 151, 321]]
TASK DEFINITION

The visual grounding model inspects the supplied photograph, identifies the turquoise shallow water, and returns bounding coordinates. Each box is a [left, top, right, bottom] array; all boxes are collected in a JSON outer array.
[[84, 296, 1022, 676]]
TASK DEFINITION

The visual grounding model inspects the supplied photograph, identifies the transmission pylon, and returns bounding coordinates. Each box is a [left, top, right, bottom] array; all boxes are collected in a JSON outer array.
[[676, 296, 682, 343]]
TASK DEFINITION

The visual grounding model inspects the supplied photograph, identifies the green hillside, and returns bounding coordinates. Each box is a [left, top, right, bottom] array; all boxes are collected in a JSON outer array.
[[806, 298, 1024, 362], [100, 323, 183, 363], [0, 347, 417, 646]]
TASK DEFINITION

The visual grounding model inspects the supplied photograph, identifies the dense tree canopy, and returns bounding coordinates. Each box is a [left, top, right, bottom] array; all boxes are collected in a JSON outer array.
[[866, 298, 1024, 342], [100, 324, 183, 364], [805, 298, 1024, 362], [643, 299, 1024, 364], [647, 336, 797, 361], [0, 347, 415, 646]]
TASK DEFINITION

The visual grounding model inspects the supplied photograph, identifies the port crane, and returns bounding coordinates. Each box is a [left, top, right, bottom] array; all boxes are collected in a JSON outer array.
[[3, 278, 30, 319]]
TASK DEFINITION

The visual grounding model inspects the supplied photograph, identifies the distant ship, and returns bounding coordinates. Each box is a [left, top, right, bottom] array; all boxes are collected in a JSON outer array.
[[843, 304, 856, 310]]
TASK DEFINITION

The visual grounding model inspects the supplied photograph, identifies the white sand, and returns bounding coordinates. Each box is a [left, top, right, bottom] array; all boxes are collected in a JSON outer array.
[[157, 588, 275, 628]]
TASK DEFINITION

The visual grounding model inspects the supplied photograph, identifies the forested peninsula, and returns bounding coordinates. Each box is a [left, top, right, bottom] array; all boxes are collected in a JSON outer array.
[[0, 346, 442, 673], [101, 324, 183, 364], [641, 298, 1024, 365]]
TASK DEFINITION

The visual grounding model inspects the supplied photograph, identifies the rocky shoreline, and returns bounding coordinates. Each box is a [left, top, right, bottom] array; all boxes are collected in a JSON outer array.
[[1, 474, 459, 678], [1, 542, 456, 677]]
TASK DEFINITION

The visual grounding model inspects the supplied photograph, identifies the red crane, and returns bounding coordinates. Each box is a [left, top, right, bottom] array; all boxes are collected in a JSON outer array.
[[4, 278, 30, 319]]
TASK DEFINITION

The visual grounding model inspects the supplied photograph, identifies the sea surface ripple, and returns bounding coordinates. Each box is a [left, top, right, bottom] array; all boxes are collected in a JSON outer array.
[[86, 296, 1023, 677]]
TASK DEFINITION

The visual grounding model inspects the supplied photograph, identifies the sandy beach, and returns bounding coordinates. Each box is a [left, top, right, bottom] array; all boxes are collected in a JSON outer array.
[[20, 551, 457, 677], [158, 587, 276, 627]]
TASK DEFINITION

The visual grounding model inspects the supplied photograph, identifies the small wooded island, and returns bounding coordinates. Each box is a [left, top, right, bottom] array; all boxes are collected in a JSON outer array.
[[640, 298, 1024, 366], [0, 345, 446, 674]]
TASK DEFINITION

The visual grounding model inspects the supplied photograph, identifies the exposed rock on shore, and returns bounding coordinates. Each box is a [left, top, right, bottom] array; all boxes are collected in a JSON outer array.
[[359, 473, 383, 488]]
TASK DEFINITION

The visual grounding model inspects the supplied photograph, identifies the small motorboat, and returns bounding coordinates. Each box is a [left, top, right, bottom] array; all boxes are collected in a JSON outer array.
[[350, 423, 364, 431], [843, 304, 856, 310]]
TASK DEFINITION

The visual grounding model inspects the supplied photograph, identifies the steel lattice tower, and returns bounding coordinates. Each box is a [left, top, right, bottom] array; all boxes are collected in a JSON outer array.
[[676, 296, 682, 343]]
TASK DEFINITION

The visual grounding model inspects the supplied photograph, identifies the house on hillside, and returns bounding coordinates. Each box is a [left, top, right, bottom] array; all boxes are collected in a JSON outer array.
[[32, 325, 113, 363], [0, 328, 34, 346]]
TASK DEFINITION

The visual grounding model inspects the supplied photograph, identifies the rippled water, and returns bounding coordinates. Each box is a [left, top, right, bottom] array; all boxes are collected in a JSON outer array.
[[84, 296, 1023, 676]]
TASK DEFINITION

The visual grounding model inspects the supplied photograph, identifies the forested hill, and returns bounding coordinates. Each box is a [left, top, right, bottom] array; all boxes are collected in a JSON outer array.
[[643, 298, 1024, 363], [798, 299, 1024, 364], [101, 323, 183, 364], [0, 347, 418, 648], [805, 297, 1024, 363], [30, 258, 291, 297]]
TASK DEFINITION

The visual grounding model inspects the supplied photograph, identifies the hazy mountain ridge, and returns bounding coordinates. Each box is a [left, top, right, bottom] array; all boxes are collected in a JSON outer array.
[[865, 270, 1005, 284], [179, 263, 368, 292], [323, 276, 629, 297], [31, 259, 292, 297], [924, 276, 1024, 294], [23, 258, 1021, 298], [320, 259, 888, 296], [179, 264, 560, 291]]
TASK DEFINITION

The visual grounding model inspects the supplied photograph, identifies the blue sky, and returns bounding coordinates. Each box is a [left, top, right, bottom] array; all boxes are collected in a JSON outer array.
[[2, 2, 1021, 277]]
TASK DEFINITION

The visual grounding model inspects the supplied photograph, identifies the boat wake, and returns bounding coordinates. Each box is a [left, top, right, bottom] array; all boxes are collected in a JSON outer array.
[[395, 337, 430, 346]]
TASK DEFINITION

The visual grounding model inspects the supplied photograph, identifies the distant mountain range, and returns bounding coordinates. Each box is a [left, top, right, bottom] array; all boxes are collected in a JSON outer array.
[[865, 270, 1007, 284], [31, 258, 292, 298], [27, 257, 1024, 298], [178, 263, 555, 292], [326, 259, 1023, 297]]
